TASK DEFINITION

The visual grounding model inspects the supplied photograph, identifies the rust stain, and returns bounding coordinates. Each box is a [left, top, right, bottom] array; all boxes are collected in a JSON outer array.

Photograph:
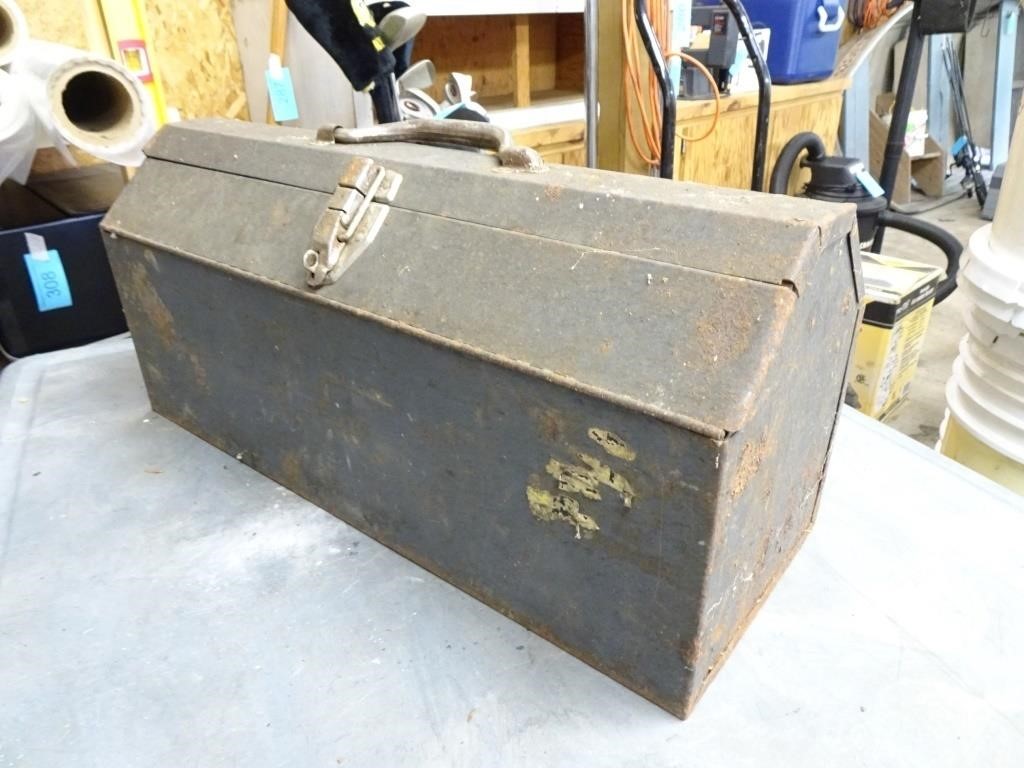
[[125, 260, 176, 346], [679, 634, 701, 669], [124, 255, 208, 391], [143, 362, 165, 384], [691, 283, 774, 368], [531, 408, 564, 443], [543, 184, 564, 201], [188, 353, 208, 389], [280, 451, 306, 489], [730, 431, 771, 498]]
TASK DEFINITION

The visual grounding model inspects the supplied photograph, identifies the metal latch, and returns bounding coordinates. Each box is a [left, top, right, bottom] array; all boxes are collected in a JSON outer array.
[[303, 157, 402, 288]]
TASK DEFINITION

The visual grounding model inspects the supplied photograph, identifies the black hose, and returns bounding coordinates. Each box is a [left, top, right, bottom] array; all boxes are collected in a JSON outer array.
[[721, 0, 772, 191], [873, 6, 924, 251], [634, 0, 676, 179], [876, 210, 961, 304], [769, 132, 827, 195]]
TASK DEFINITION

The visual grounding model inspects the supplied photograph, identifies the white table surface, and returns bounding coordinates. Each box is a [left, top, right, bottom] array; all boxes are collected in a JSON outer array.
[[1, 338, 1021, 767]]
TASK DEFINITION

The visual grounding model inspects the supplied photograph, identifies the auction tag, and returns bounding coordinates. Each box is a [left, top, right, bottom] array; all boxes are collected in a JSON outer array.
[[855, 168, 885, 198], [23, 235, 73, 312], [266, 61, 299, 123]]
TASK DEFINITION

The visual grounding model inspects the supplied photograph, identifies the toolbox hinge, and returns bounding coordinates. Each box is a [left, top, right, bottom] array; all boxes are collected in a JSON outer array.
[[303, 157, 402, 288]]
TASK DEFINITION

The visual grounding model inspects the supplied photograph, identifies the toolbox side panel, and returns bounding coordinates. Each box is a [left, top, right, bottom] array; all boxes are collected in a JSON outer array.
[[104, 237, 724, 716], [695, 231, 861, 704]]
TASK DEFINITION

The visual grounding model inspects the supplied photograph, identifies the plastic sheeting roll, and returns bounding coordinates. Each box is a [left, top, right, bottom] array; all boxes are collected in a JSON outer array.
[[0, 0, 28, 68], [940, 105, 1024, 493], [11, 40, 155, 167], [0, 68, 37, 183]]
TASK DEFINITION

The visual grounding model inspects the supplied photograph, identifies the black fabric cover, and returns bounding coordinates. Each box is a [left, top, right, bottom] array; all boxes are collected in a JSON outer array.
[[918, 0, 978, 33], [285, 0, 395, 90]]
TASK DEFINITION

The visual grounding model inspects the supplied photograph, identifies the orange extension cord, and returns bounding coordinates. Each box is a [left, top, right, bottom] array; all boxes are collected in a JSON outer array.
[[848, 0, 906, 30], [622, 0, 721, 170]]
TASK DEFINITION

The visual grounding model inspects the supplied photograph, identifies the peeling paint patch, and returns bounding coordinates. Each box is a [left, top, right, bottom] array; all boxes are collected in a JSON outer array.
[[577, 453, 635, 508], [527, 429, 639, 539], [546, 459, 602, 500], [588, 428, 636, 461], [526, 486, 599, 539], [544, 453, 635, 509]]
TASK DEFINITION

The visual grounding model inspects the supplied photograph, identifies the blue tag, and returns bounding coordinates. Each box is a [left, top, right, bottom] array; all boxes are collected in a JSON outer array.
[[265, 67, 299, 122], [951, 135, 968, 155], [23, 249, 73, 312], [855, 168, 885, 198]]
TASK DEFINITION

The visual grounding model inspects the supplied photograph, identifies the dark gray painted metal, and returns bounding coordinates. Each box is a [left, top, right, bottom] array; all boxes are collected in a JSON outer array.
[[102, 119, 861, 718]]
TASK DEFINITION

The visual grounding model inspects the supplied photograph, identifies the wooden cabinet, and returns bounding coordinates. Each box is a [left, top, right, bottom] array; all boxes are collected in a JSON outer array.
[[666, 78, 851, 192], [416, 2, 584, 16], [413, 12, 583, 109], [412, 9, 587, 166], [511, 120, 586, 166]]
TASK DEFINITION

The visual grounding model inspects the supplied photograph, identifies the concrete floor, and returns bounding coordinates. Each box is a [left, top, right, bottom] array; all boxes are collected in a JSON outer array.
[[873, 194, 984, 447]]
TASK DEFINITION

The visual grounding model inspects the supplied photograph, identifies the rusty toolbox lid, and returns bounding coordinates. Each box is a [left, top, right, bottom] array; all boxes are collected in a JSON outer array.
[[103, 119, 860, 439]]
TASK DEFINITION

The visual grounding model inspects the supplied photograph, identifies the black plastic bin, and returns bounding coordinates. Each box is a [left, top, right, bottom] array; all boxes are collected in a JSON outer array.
[[1, 213, 127, 358]]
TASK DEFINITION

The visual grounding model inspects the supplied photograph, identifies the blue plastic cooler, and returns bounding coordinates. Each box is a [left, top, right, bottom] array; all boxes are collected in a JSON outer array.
[[742, 0, 846, 84]]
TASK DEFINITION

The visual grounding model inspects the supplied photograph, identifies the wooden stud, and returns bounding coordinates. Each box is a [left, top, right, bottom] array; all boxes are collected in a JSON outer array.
[[512, 14, 531, 108], [81, 0, 112, 55], [596, 0, 626, 171]]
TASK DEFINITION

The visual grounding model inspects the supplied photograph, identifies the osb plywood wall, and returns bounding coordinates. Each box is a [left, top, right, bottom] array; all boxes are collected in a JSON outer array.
[[17, 0, 248, 120], [148, 0, 249, 119], [18, 0, 94, 49]]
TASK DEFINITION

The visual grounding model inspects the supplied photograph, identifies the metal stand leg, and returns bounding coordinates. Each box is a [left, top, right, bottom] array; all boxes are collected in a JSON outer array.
[[584, 0, 599, 168], [990, 0, 1020, 168], [840, 68, 871, 162], [872, 7, 925, 253], [927, 33, 952, 158]]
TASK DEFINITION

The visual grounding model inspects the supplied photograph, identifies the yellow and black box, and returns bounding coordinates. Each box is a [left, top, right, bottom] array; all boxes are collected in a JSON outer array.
[[849, 252, 944, 420]]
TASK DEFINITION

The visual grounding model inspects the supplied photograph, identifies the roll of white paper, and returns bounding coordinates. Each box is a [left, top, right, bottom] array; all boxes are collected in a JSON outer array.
[[0, 68, 38, 184], [0, 0, 28, 68]]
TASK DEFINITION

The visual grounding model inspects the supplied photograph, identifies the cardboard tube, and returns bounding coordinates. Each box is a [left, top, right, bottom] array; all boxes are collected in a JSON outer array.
[[0, 0, 28, 68], [47, 56, 151, 165], [10, 40, 155, 167]]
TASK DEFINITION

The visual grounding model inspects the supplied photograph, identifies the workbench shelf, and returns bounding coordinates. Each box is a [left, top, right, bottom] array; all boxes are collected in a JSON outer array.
[[414, 12, 584, 109], [413, 9, 587, 164]]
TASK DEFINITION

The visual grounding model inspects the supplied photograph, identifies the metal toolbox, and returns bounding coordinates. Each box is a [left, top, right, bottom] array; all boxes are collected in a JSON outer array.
[[102, 119, 861, 718]]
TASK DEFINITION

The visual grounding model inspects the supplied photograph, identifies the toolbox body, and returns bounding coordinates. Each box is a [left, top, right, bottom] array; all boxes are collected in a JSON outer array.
[[102, 119, 861, 718]]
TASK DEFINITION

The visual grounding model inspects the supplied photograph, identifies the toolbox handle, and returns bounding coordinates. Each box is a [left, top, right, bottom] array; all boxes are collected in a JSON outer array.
[[319, 119, 546, 172]]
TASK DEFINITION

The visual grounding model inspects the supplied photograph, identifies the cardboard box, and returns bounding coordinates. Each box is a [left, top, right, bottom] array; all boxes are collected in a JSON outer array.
[[849, 252, 944, 420], [870, 94, 946, 204]]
